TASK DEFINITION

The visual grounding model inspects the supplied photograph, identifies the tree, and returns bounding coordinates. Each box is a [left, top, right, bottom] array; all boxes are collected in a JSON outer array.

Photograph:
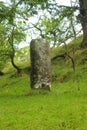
[[31, 4, 80, 47], [0, 0, 27, 73], [79, 0, 87, 47], [8, 26, 25, 73], [0, 22, 10, 74]]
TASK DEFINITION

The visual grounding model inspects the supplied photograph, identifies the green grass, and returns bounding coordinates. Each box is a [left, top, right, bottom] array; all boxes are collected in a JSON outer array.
[[0, 75, 87, 130], [0, 36, 87, 130], [0, 68, 87, 130]]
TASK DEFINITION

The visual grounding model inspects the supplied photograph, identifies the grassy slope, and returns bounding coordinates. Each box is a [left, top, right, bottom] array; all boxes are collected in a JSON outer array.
[[0, 36, 87, 130]]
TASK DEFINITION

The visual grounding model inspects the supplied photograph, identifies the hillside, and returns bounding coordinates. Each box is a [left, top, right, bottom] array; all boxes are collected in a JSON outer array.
[[0, 36, 87, 130]]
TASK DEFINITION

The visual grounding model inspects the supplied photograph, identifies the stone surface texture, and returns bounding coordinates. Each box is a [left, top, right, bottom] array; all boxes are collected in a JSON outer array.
[[30, 38, 51, 90]]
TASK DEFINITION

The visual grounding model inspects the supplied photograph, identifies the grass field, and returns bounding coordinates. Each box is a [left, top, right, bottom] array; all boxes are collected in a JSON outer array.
[[0, 73, 87, 130], [0, 37, 87, 130]]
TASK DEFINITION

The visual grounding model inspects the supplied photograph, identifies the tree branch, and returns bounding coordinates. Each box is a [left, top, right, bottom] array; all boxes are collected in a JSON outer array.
[[51, 53, 66, 61], [51, 52, 75, 72]]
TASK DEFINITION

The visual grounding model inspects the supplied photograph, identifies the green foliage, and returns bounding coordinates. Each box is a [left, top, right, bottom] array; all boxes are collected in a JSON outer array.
[[0, 2, 9, 22], [0, 0, 48, 70], [15, 46, 30, 67], [34, 4, 80, 47], [0, 23, 9, 69], [0, 23, 26, 69], [0, 0, 81, 48]]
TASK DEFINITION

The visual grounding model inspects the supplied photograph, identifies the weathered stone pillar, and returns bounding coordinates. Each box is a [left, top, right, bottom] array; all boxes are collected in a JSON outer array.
[[30, 38, 51, 91]]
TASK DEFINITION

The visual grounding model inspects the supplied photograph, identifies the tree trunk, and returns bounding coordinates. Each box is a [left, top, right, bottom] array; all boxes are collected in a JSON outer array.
[[30, 38, 51, 91], [10, 54, 21, 73], [10, 27, 21, 74], [0, 70, 4, 76], [79, 0, 87, 47]]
